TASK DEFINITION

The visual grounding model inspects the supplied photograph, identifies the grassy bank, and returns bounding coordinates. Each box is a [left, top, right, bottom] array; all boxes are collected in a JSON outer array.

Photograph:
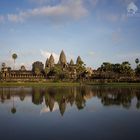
[[0, 82, 80, 87], [86, 82, 140, 87], [0, 81, 140, 87]]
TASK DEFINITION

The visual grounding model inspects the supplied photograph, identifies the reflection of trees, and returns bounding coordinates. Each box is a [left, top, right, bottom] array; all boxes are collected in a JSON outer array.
[[0, 87, 31, 103], [75, 90, 86, 110], [1, 87, 140, 115], [136, 90, 140, 109], [95, 87, 136, 109], [11, 94, 16, 114], [44, 87, 88, 115], [19, 88, 26, 101], [0, 88, 11, 103], [11, 107, 16, 114], [32, 88, 43, 105]]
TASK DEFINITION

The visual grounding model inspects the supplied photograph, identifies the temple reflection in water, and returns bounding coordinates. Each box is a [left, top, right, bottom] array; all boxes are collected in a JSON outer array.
[[0, 86, 140, 115]]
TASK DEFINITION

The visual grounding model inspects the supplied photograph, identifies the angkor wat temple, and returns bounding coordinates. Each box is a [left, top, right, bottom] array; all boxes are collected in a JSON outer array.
[[0, 50, 93, 81]]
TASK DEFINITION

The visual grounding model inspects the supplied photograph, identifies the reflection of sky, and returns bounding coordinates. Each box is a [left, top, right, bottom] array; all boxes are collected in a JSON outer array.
[[40, 102, 59, 114], [0, 0, 140, 69]]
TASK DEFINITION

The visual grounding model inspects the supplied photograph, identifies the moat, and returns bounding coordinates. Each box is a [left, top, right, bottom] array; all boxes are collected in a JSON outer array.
[[0, 86, 140, 140]]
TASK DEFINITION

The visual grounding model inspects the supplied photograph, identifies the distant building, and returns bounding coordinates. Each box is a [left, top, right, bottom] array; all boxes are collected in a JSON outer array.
[[1, 64, 44, 81], [32, 61, 44, 73]]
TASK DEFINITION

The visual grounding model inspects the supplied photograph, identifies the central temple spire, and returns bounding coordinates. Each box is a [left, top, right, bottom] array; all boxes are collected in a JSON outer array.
[[58, 50, 67, 65]]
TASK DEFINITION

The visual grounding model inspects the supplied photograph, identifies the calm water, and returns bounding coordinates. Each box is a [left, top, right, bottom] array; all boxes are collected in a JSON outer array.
[[0, 86, 140, 140]]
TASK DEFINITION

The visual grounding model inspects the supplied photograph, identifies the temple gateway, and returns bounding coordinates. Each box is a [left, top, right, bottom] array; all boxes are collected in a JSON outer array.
[[0, 50, 93, 81]]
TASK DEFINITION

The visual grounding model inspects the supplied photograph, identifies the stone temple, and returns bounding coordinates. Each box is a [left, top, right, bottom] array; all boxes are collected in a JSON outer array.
[[0, 50, 92, 81]]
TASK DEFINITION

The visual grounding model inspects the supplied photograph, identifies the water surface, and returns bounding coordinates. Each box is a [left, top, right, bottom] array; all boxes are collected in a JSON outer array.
[[0, 86, 140, 140]]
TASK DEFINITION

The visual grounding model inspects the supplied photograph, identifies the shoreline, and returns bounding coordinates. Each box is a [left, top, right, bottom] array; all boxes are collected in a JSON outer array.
[[0, 81, 140, 87], [0, 82, 80, 87]]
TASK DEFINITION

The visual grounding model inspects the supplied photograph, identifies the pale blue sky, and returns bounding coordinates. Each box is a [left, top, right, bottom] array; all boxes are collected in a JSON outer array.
[[0, 0, 140, 69]]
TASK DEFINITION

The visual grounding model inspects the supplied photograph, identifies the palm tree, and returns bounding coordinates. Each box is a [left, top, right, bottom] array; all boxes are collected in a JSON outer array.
[[12, 53, 17, 70], [135, 58, 139, 65], [2, 62, 6, 68], [11, 95, 16, 114]]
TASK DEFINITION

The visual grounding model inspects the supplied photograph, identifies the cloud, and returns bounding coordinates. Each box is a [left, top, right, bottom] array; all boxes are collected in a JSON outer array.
[[89, 51, 95, 56], [20, 62, 32, 70], [0, 57, 32, 70], [106, 14, 119, 22], [87, 0, 99, 6], [0, 15, 5, 23], [97, 12, 120, 22], [40, 49, 59, 63], [0, 58, 21, 70], [7, 0, 88, 23], [120, 0, 137, 5], [40, 102, 59, 114], [8, 14, 24, 23], [29, 0, 59, 5], [29, 0, 50, 4], [127, 1, 138, 14]]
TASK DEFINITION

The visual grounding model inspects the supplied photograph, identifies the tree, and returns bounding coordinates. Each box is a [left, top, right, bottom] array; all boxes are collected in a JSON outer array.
[[48, 66, 62, 78], [58, 70, 69, 80], [135, 64, 140, 76], [45, 67, 50, 76], [35, 68, 41, 75], [2, 63, 6, 68], [100, 62, 113, 72], [76, 56, 86, 80], [135, 58, 139, 65], [12, 53, 17, 70], [11, 95, 16, 114], [45, 58, 49, 68], [120, 61, 133, 76]]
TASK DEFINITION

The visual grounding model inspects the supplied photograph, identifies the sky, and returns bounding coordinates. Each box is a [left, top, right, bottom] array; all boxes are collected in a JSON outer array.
[[0, 0, 140, 70]]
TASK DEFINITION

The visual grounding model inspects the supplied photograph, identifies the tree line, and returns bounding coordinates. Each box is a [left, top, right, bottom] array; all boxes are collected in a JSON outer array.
[[92, 58, 140, 82]]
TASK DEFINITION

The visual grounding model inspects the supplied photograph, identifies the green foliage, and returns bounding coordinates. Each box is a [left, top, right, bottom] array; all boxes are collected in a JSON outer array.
[[49, 66, 62, 76], [120, 61, 134, 76], [2, 63, 6, 68], [99, 61, 133, 75], [100, 62, 113, 72], [50, 66, 70, 80], [59, 71, 70, 80], [135, 64, 140, 76], [12, 53, 18, 70], [76, 57, 86, 79], [45, 67, 50, 75], [135, 58, 139, 65], [97, 61, 135, 80], [12, 53, 17, 62], [35, 68, 41, 75], [32, 88, 43, 105]]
